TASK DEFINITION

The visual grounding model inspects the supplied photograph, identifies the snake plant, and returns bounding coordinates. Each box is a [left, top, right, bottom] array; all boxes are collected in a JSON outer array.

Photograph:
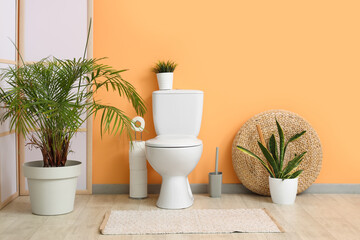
[[237, 119, 306, 180]]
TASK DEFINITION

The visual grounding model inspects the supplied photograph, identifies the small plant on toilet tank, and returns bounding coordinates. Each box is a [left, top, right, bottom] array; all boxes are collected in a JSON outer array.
[[152, 60, 177, 90]]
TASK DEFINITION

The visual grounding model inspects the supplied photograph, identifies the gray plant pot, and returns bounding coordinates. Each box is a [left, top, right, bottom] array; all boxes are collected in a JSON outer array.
[[23, 160, 81, 215]]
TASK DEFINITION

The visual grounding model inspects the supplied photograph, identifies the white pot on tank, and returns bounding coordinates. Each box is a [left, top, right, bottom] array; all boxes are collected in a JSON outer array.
[[269, 176, 298, 205], [23, 160, 81, 215], [156, 73, 173, 90]]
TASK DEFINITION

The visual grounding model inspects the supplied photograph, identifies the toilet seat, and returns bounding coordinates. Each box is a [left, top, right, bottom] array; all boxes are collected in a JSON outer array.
[[146, 135, 202, 148]]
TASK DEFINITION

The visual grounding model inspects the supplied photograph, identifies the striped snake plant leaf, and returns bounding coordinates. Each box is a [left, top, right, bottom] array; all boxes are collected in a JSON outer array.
[[288, 169, 303, 179], [282, 151, 307, 178], [284, 130, 306, 153], [236, 146, 275, 178], [268, 134, 279, 163], [276, 119, 285, 171], [257, 141, 279, 177]]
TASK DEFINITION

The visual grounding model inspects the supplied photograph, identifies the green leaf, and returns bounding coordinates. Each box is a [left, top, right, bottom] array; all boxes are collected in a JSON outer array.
[[152, 60, 177, 73], [268, 134, 278, 163], [257, 141, 279, 177], [288, 169, 303, 179], [236, 146, 275, 177], [282, 152, 307, 177], [276, 119, 285, 171], [284, 130, 306, 153]]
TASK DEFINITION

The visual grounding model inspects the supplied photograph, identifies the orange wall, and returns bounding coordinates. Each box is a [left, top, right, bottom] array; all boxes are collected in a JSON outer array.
[[93, 0, 360, 184]]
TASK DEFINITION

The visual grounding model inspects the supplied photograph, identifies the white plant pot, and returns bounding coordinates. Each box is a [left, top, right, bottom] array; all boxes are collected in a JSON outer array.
[[269, 176, 298, 205], [156, 72, 173, 90], [23, 160, 81, 215]]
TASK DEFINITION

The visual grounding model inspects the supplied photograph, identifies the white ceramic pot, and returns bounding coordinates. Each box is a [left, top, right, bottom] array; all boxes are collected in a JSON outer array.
[[269, 176, 298, 205], [156, 72, 173, 90], [23, 160, 81, 215]]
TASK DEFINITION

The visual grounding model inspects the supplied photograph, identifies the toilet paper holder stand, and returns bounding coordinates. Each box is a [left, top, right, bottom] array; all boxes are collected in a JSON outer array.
[[131, 116, 145, 141], [129, 116, 147, 199]]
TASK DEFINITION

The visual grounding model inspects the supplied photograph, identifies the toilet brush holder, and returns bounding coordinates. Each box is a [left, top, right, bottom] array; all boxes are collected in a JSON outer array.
[[208, 172, 222, 198]]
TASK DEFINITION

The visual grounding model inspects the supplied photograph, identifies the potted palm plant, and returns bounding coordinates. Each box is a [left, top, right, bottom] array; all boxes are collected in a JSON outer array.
[[152, 60, 177, 90], [237, 119, 306, 204], [0, 53, 146, 215]]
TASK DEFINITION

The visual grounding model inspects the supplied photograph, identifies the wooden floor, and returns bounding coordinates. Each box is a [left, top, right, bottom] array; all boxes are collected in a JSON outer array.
[[0, 193, 359, 239]]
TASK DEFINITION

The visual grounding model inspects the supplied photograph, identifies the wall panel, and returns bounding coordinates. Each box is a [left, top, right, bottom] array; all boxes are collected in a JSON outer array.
[[0, 0, 16, 61], [0, 134, 17, 202], [22, 0, 88, 62], [0, 63, 18, 209]]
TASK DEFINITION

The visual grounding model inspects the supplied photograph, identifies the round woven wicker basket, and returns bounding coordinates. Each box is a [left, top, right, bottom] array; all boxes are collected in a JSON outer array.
[[232, 110, 322, 196]]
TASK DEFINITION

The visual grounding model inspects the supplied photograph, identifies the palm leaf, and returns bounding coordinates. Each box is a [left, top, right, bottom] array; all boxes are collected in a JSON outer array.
[[93, 103, 133, 138]]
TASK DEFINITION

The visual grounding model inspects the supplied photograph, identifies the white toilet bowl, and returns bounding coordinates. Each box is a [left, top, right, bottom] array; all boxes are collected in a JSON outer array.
[[147, 90, 204, 209], [146, 136, 203, 209]]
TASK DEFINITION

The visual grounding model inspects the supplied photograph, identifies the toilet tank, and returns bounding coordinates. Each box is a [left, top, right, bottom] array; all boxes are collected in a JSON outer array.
[[152, 90, 203, 136]]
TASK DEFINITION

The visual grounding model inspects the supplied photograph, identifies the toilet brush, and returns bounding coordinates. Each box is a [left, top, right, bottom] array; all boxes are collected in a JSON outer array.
[[215, 147, 219, 175], [208, 147, 222, 198]]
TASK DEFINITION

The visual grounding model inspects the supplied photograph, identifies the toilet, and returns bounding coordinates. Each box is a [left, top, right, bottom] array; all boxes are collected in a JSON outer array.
[[145, 90, 203, 209]]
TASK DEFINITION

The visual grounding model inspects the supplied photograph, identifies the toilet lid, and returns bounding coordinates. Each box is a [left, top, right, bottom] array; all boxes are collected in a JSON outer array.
[[145, 135, 202, 148]]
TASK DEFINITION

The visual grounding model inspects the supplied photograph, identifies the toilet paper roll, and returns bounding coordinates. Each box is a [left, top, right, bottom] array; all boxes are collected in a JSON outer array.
[[131, 116, 145, 132], [130, 169, 147, 198], [129, 141, 146, 155], [130, 169, 147, 184], [129, 141, 146, 170], [130, 184, 147, 198], [130, 157, 147, 170], [129, 140, 147, 198]]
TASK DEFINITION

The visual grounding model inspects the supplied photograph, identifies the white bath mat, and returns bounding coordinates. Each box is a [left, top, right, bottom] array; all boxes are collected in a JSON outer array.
[[100, 209, 282, 235]]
